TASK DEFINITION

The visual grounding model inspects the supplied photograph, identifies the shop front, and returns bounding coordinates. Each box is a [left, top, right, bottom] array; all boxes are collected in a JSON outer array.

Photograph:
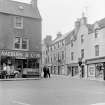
[[86, 57, 105, 80], [0, 50, 41, 78], [68, 63, 79, 77]]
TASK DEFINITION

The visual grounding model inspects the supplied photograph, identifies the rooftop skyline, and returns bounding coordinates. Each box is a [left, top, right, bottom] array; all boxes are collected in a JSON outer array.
[[13, 0, 105, 39]]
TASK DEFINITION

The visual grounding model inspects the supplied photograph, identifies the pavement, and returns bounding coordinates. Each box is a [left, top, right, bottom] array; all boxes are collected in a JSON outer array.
[[0, 74, 104, 82], [0, 77, 41, 81]]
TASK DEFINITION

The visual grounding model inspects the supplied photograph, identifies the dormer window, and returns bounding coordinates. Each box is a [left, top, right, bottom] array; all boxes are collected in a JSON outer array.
[[14, 16, 23, 29]]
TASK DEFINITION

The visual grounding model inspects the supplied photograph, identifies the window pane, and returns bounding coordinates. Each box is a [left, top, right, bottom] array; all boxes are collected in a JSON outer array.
[[71, 52, 74, 60], [81, 49, 84, 58], [95, 45, 99, 56], [22, 38, 28, 49], [15, 16, 23, 28], [14, 37, 20, 49], [15, 43, 20, 49]]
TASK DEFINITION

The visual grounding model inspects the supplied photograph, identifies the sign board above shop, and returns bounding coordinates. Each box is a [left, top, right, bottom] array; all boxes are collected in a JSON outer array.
[[0, 50, 40, 59]]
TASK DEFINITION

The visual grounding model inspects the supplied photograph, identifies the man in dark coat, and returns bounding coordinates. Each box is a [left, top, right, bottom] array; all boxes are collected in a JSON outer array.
[[46, 67, 50, 78], [43, 66, 47, 78]]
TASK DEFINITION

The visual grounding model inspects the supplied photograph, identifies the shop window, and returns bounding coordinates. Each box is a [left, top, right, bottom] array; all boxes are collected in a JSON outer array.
[[14, 16, 23, 29], [95, 45, 99, 56], [95, 63, 103, 78]]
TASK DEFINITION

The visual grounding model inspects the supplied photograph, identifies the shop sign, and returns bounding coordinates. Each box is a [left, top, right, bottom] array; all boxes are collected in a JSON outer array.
[[29, 53, 40, 58], [88, 64, 95, 77], [0, 50, 40, 59]]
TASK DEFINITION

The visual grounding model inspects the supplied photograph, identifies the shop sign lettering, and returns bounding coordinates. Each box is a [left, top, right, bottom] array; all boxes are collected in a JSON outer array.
[[0, 50, 40, 59], [29, 53, 40, 58]]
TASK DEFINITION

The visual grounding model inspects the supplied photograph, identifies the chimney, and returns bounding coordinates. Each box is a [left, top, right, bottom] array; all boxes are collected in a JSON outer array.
[[57, 32, 62, 38], [81, 12, 87, 25], [31, 0, 37, 8], [44, 35, 52, 45], [75, 18, 80, 29]]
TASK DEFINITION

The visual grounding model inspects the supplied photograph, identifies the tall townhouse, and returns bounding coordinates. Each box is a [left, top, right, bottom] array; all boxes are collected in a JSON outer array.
[[65, 14, 105, 80], [86, 18, 105, 80], [0, 0, 42, 77], [43, 33, 67, 75], [65, 15, 93, 78], [41, 40, 46, 68], [65, 19, 80, 77], [42, 35, 52, 69]]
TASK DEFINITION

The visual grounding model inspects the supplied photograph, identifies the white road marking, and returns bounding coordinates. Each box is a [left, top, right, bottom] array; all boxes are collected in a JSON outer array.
[[12, 101, 31, 105], [91, 103, 105, 105]]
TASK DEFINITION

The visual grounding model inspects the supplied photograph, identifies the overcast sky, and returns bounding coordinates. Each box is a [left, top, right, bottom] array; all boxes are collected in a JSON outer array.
[[13, 0, 105, 39]]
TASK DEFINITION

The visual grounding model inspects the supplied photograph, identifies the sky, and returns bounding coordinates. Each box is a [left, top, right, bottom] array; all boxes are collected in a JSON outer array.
[[13, 0, 105, 40]]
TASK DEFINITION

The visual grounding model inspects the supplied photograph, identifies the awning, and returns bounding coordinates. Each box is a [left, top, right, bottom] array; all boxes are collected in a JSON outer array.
[[86, 56, 105, 64]]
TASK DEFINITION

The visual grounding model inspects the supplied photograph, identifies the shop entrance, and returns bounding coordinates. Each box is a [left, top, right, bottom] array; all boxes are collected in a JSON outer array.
[[15, 59, 27, 72]]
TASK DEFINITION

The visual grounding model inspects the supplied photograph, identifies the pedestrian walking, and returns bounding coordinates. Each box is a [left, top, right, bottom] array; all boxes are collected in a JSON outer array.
[[46, 66, 50, 78], [43, 66, 47, 78]]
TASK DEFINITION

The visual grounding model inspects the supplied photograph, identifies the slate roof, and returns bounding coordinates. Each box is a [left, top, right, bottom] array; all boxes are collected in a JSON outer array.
[[87, 18, 105, 34], [96, 18, 105, 29], [87, 24, 94, 34], [52, 33, 68, 44], [0, 0, 41, 19]]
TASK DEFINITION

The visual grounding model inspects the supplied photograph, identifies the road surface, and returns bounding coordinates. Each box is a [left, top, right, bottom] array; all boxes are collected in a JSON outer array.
[[0, 77, 105, 105]]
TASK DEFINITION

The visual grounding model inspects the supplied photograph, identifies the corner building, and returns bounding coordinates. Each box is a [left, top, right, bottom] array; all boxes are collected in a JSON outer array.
[[0, 0, 42, 77]]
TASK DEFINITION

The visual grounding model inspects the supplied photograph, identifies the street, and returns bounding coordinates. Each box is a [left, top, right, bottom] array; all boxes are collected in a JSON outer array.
[[0, 76, 105, 105]]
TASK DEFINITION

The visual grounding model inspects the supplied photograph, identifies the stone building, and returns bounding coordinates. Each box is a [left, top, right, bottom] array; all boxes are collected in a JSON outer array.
[[0, 0, 42, 77], [65, 14, 105, 80], [42, 33, 67, 75]]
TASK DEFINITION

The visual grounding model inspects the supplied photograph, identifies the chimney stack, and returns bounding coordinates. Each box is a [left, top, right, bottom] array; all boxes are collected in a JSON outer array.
[[31, 0, 37, 8], [81, 12, 87, 25], [75, 18, 80, 29], [57, 32, 62, 38]]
